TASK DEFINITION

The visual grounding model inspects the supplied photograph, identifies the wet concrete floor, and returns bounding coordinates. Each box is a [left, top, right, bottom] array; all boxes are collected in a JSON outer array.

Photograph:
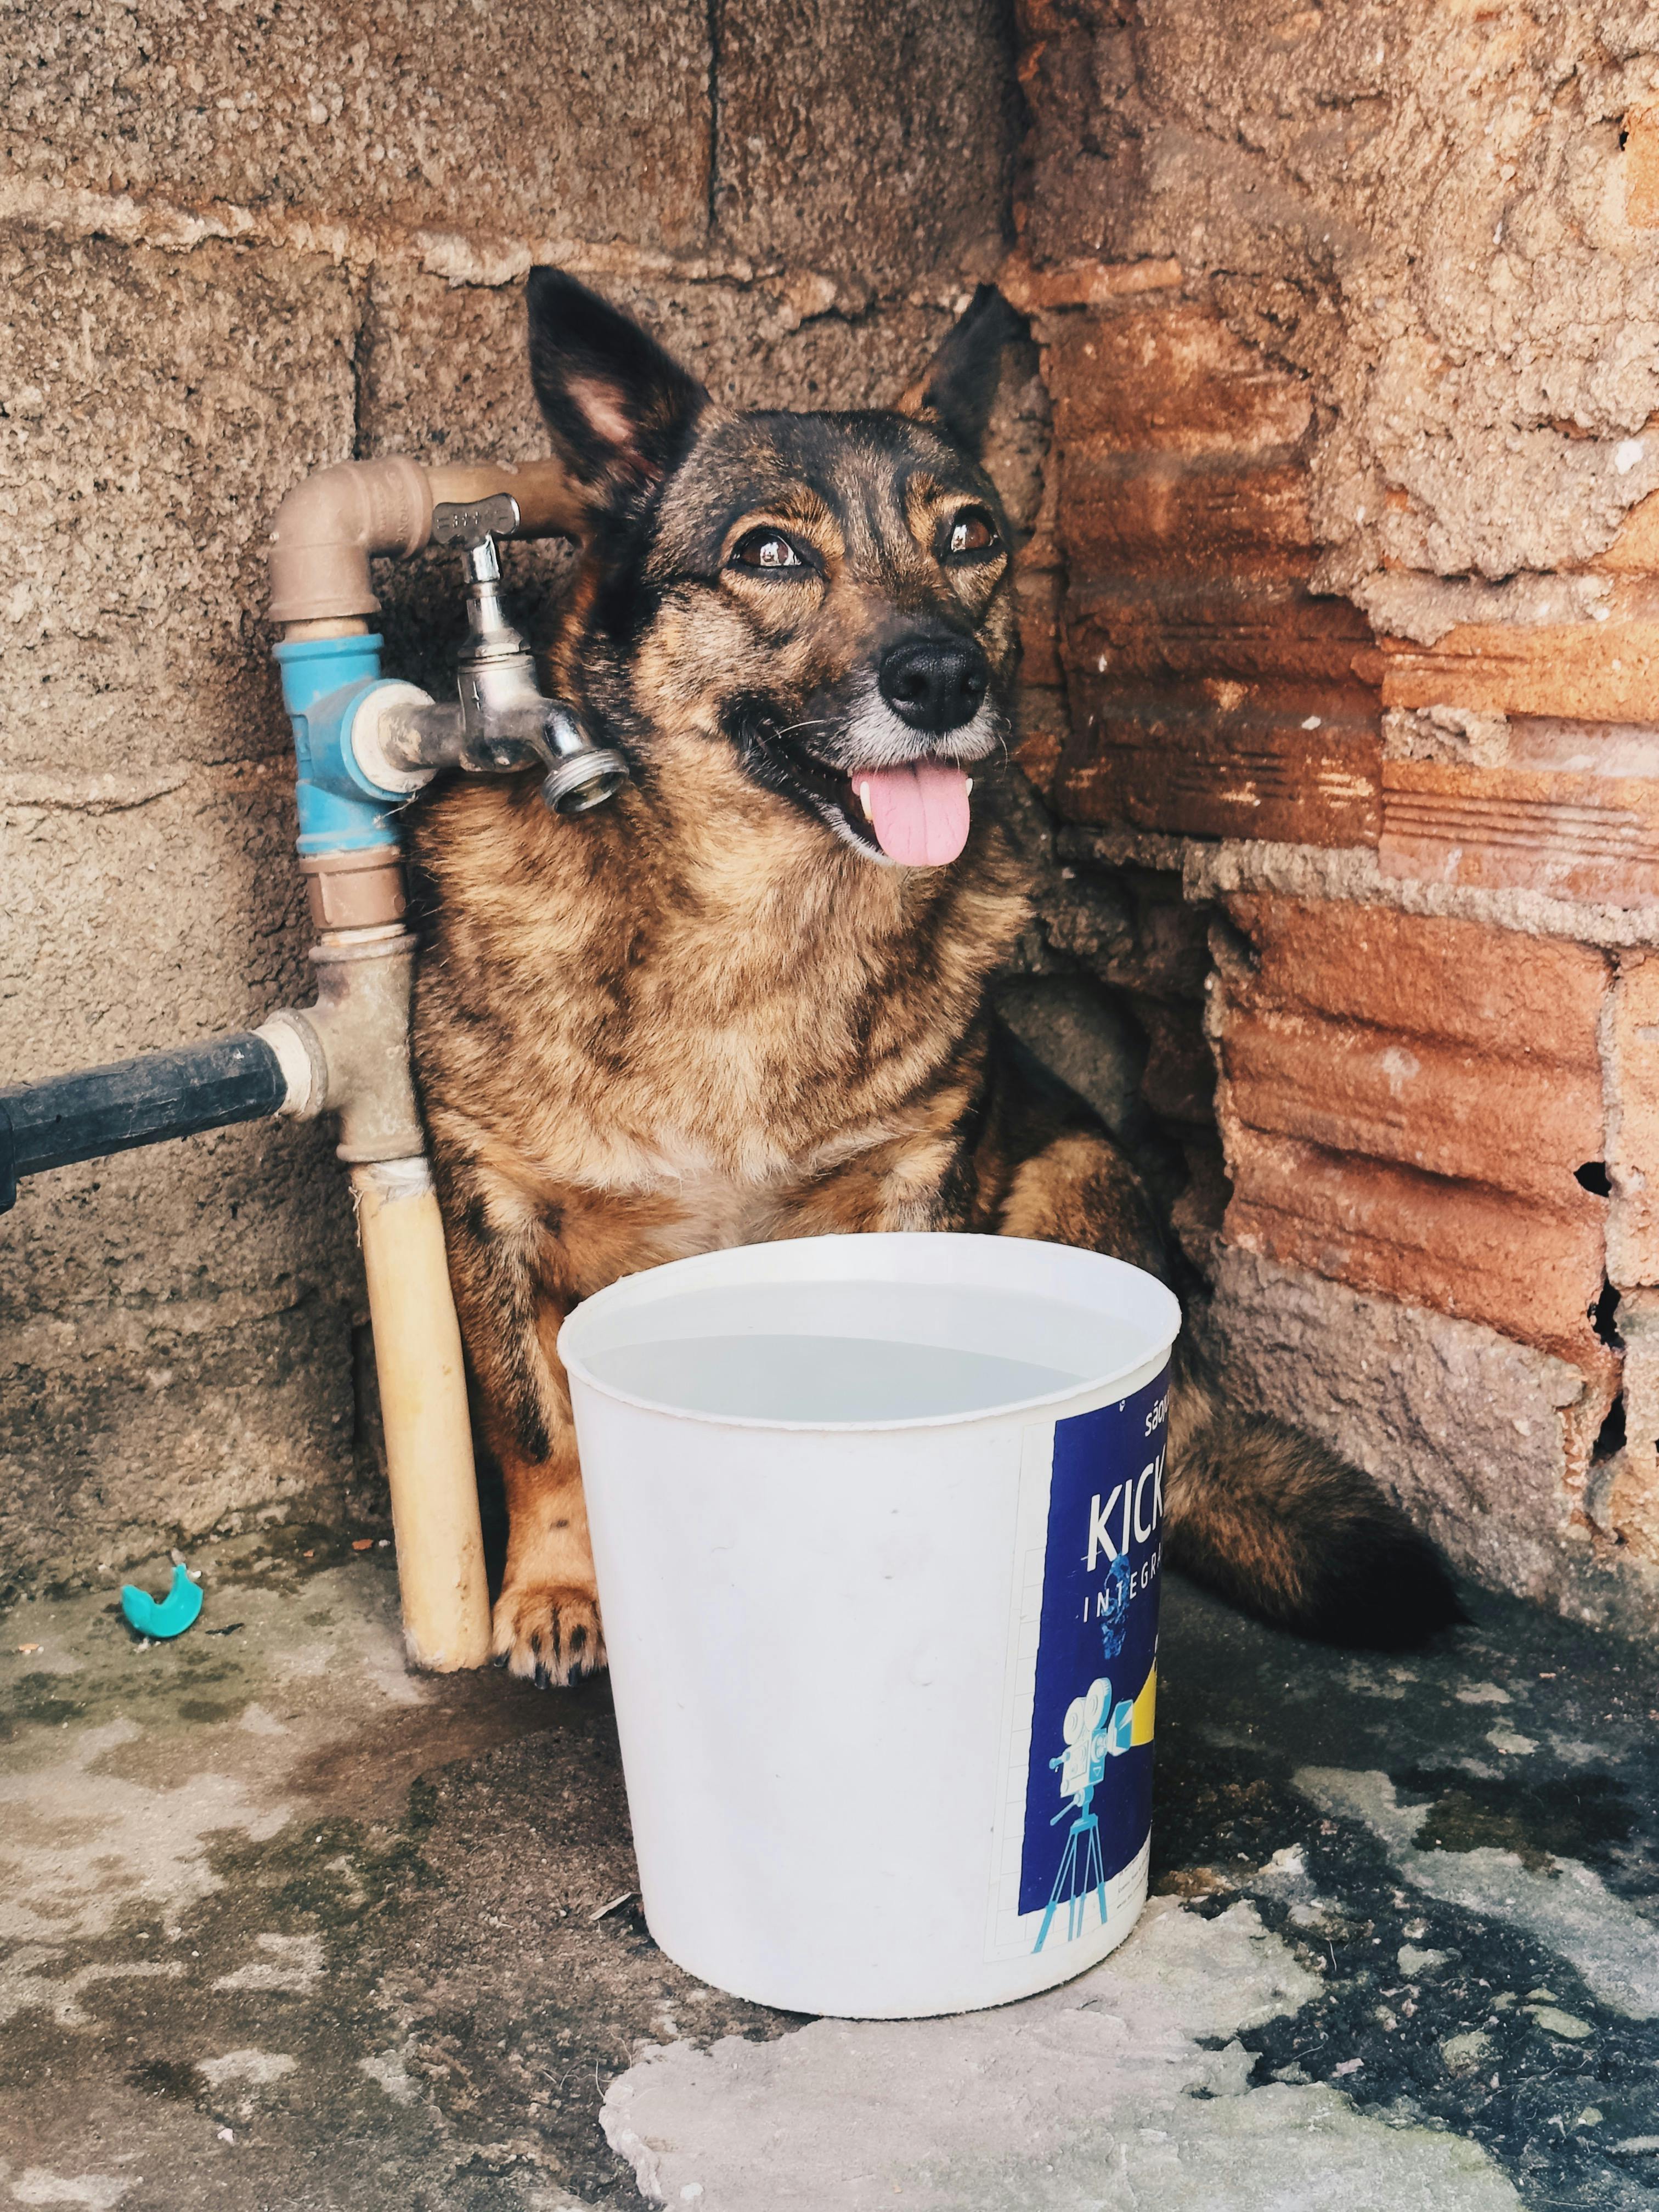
[[1, 1527, 1656, 2209]]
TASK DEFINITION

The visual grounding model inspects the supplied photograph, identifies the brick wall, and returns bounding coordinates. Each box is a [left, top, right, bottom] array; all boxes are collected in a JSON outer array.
[[1007, 0, 1659, 1632], [0, 1, 1018, 1587]]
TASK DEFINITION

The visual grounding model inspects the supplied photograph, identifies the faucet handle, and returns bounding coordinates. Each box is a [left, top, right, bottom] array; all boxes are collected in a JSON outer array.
[[431, 492, 521, 549]]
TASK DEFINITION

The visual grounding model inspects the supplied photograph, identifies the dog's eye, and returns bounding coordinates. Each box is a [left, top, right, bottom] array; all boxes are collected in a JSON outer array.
[[731, 528, 808, 572], [944, 509, 998, 560]]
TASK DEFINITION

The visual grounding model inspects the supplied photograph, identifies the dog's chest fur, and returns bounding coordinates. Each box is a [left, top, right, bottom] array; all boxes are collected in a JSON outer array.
[[409, 772, 1029, 1284]]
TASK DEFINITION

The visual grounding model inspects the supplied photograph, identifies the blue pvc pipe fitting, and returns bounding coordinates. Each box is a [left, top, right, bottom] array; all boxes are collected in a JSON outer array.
[[273, 633, 406, 855]]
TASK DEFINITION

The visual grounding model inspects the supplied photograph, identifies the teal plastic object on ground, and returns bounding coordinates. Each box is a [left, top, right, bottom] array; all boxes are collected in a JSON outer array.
[[120, 1560, 204, 1640]]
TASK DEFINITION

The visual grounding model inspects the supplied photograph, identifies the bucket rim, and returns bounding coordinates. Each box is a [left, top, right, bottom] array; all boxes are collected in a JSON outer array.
[[557, 1231, 1181, 1435]]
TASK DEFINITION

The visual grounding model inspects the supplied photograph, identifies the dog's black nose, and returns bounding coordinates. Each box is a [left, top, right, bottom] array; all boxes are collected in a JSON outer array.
[[878, 636, 990, 735]]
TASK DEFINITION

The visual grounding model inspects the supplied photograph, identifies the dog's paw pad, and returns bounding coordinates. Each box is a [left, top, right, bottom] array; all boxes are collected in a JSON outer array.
[[492, 1583, 607, 1687]]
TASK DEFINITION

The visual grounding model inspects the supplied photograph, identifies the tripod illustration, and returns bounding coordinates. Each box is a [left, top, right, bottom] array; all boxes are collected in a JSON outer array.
[[1031, 1561, 1142, 1954], [1034, 1678, 1112, 1953]]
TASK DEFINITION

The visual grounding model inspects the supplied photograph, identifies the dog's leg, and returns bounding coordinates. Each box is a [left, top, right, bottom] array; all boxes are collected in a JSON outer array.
[[437, 1167, 606, 1686], [490, 1434, 606, 1690]]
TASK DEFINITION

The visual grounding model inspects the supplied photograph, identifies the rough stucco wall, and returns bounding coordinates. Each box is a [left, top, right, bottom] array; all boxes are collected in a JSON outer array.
[[4, 3, 713, 250], [1008, 0, 1659, 1630], [1020, 0, 1659, 606], [0, 1, 1018, 1589]]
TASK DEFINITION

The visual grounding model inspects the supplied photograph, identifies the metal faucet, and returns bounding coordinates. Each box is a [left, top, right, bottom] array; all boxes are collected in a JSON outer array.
[[351, 492, 629, 815]]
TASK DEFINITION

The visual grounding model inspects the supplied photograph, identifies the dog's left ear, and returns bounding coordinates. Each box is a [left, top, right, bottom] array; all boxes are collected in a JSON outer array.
[[898, 285, 1026, 459], [527, 267, 708, 520]]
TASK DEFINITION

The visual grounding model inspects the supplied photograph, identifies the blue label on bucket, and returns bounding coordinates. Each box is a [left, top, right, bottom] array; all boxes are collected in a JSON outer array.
[[1016, 1368, 1166, 1949]]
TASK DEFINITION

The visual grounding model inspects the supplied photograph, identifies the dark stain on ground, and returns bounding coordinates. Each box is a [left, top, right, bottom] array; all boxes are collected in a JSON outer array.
[[201, 1517, 397, 1596], [27, 1515, 394, 1611], [174, 1696, 241, 1724], [1153, 1578, 1659, 2212], [0, 1648, 791, 2210], [1395, 1767, 1647, 1881], [0, 1679, 88, 1732]]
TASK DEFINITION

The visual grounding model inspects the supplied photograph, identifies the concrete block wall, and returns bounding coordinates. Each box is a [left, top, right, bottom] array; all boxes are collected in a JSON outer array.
[[0, 1, 1018, 1588], [1008, 0, 1659, 1632]]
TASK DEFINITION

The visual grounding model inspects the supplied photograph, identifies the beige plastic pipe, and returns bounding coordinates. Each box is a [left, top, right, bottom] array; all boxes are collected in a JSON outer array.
[[264, 448, 583, 1669], [257, 921, 492, 1673], [353, 1159, 489, 1671], [268, 454, 587, 623]]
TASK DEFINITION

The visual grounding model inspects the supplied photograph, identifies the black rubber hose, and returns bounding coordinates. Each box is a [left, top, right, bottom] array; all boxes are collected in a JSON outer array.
[[0, 1032, 288, 1212]]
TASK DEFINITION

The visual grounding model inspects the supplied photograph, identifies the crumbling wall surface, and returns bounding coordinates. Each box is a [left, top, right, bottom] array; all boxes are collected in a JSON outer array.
[[1021, 0, 1659, 606], [1011, 0, 1659, 1628], [0, 1, 1018, 1589]]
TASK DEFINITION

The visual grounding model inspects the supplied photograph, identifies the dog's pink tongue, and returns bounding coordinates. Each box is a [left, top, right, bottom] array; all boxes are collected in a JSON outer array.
[[861, 762, 972, 866]]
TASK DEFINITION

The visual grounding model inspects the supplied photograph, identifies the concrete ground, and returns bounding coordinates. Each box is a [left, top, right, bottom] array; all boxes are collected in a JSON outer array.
[[3, 1530, 1657, 2211]]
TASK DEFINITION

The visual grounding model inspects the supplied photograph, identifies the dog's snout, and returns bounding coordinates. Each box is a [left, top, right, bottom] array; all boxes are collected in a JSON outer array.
[[878, 636, 990, 735]]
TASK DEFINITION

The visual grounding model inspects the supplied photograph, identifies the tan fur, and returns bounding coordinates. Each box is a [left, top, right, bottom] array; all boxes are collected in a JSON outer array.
[[411, 769, 1040, 1674]]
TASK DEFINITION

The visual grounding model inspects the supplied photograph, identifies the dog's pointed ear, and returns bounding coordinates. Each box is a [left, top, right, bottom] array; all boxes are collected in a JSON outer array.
[[898, 286, 1025, 459], [527, 267, 708, 519]]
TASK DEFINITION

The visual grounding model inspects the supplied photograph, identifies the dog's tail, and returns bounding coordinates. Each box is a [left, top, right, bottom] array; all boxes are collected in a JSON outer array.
[[1163, 1346, 1464, 1649]]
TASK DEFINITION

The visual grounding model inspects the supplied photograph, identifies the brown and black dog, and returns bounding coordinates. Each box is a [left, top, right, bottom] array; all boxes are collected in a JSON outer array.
[[408, 269, 1460, 1686]]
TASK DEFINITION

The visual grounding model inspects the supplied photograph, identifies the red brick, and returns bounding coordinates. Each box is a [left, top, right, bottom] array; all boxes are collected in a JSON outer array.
[[1218, 1002, 1604, 1205], [1380, 758, 1659, 904], [1039, 292, 1382, 852], [1624, 105, 1659, 228], [1374, 617, 1659, 723], [1223, 1128, 1611, 1368], [1054, 689, 1380, 845], [1211, 899, 1614, 1364], [1042, 303, 1311, 455], [1606, 952, 1659, 1287], [1059, 452, 1312, 579], [1065, 580, 1374, 687], [1596, 483, 1659, 571], [1222, 895, 1611, 1062]]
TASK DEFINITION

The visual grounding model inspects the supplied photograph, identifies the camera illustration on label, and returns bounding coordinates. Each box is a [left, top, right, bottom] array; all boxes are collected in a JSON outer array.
[[1010, 1374, 1166, 1959]]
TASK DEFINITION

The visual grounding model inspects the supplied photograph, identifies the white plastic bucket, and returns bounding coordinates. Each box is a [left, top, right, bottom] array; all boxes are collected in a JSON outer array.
[[559, 1232, 1181, 2019]]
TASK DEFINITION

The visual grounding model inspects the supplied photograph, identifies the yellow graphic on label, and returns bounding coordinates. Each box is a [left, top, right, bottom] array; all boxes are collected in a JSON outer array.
[[1131, 1662, 1156, 1747]]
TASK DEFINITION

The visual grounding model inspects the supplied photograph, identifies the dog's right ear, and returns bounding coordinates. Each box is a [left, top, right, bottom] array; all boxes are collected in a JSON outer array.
[[897, 285, 1025, 459], [527, 268, 707, 521]]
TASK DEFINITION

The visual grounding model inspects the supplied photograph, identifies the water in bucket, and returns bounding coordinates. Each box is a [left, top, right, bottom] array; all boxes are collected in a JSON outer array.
[[561, 1233, 1180, 2019]]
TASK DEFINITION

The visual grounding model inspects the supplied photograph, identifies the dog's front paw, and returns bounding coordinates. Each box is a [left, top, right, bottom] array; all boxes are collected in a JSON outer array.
[[491, 1581, 607, 1687]]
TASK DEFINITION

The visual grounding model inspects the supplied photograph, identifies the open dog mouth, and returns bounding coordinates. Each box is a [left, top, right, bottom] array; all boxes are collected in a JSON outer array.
[[766, 729, 978, 867]]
